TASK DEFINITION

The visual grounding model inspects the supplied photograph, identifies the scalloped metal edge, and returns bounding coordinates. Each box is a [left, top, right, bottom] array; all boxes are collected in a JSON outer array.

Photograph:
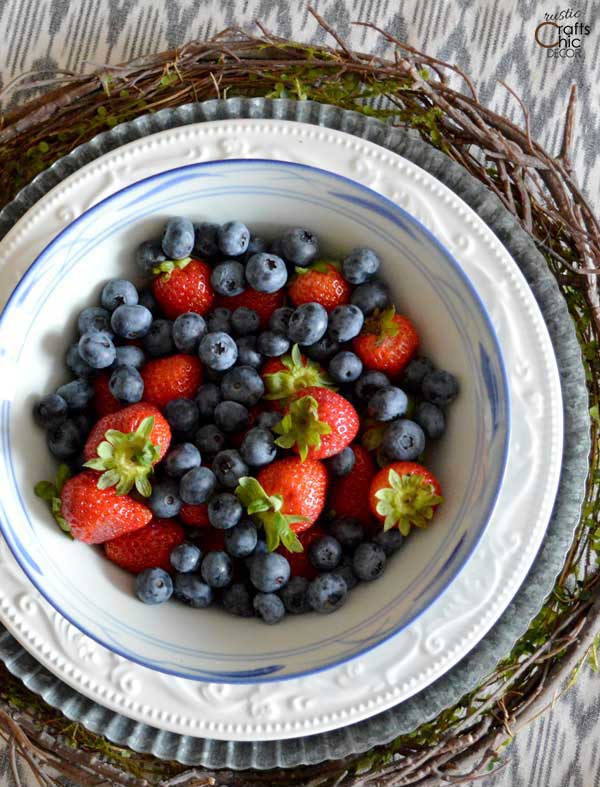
[[0, 98, 589, 770]]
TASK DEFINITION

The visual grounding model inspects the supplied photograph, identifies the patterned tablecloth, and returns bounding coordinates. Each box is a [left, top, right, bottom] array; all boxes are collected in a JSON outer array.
[[0, 1, 599, 785]]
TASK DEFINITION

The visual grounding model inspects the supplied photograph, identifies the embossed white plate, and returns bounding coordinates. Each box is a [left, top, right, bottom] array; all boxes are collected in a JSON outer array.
[[0, 120, 562, 740]]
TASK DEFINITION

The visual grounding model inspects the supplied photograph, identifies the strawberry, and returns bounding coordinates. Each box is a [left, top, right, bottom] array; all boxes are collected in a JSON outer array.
[[353, 307, 419, 378], [236, 457, 328, 552], [152, 258, 215, 319], [104, 518, 185, 573], [328, 444, 376, 527], [83, 403, 171, 497], [92, 372, 121, 417], [60, 471, 152, 544], [194, 526, 226, 553], [278, 526, 326, 580], [288, 261, 350, 312], [217, 288, 284, 329], [262, 344, 334, 405], [274, 386, 359, 461], [369, 462, 443, 536], [141, 354, 203, 409], [179, 503, 210, 527]]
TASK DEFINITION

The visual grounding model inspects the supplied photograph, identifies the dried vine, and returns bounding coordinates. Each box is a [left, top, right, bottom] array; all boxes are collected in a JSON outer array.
[[0, 8, 599, 787]]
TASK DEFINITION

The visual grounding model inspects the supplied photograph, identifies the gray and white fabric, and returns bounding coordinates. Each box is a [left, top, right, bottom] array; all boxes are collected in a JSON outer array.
[[0, 1, 598, 785]]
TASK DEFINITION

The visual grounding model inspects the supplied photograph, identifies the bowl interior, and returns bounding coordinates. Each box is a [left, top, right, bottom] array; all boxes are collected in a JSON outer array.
[[0, 160, 509, 682]]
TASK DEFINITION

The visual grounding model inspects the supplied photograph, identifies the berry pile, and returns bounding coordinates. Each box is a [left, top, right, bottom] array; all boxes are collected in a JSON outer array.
[[34, 218, 458, 624]]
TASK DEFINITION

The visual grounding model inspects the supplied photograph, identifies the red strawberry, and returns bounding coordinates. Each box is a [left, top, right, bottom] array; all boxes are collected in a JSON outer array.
[[83, 403, 171, 497], [152, 258, 215, 319], [369, 462, 443, 536], [141, 354, 203, 409], [217, 288, 284, 329], [261, 345, 334, 407], [92, 372, 121, 417], [179, 503, 210, 527], [60, 471, 152, 544], [353, 307, 419, 378], [274, 386, 359, 461], [278, 526, 326, 580], [236, 457, 328, 552], [328, 444, 376, 527], [104, 518, 185, 573], [288, 261, 350, 312], [195, 527, 226, 553]]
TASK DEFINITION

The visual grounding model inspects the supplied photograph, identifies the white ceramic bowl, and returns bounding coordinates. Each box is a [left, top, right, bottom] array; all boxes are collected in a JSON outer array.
[[0, 159, 509, 682]]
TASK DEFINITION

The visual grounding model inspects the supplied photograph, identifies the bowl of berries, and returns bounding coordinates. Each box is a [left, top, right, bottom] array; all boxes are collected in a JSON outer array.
[[0, 159, 508, 681]]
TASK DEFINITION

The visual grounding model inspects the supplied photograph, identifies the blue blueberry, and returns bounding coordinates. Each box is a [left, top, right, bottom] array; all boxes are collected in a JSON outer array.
[[208, 493, 243, 529], [170, 542, 202, 573], [56, 379, 94, 411], [46, 418, 83, 458], [224, 519, 258, 558], [198, 331, 238, 371], [414, 401, 445, 439], [221, 366, 264, 406], [211, 260, 246, 296], [162, 216, 195, 259], [195, 383, 222, 420], [142, 319, 174, 357], [165, 397, 199, 433], [218, 221, 250, 257], [250, 552, 290, 593], [421, 370, 459, 407], [288, 303, 328, 346], [212, 449, 249, 488], [195, 424, 226, 457], [66, 343, 94, 377], [135, 568, 173, 605], [401, 357, 434, 394], [342, 247, 381, 284], [231, 307, 260, 336], [138, 288, 157, 313], [279, 577, 310, 614], [269, 307, 294, 334], [78, 332, 116, 369], [328, 351, 363, 383], [179, 466, 217, 505], [303, 334, 339, 363], [174, 573, 213, 607], [255, 411, 281, 430], [172, 312, 207, 354], [236, 335, 263, 368], [325, 447, 355, 477], [245, 253, 287, 293], [307, 573, 347, 613], [367, 386, 408, 421], [109, 365, 144, 404], [222, 583, 254, 617], [136, 240, 166, 276], [257, 331, 290, 357], [381, 419, 426, 461], [309, 536, 343, 571], [280, 227, 318, 266], [355, 370, 390, 401], [72, 412, 93, 442], [101, 279, 138, 311], [328, 304, 364, 342], [206, 308, 232, 334], [201, 551, 233, 588], [78, 306, 112, 336], [115, 345, 146, 370], [149, 480, 182, 518], [350, 279, 390, 315], [244, 540, 269, 571], [329, 517, 364, 551], [373, 529, 405, 556], [240, 427, 277, 467], [254, 593, 285, 624], [214, 401, 249, 433], [34, 393, 68, 428], [337, 554, 359, 590], [353, 542, 386, 581], [193, 222, 220, 257], [165, 443, 202, 478], [246, 234, 268, 256], [111, 304, 152, 339]]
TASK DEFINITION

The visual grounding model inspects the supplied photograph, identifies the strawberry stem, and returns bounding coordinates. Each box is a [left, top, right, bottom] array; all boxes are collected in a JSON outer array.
[[374, 468, 443, 535], [235, 476, 307, 552], [34, 464, 73, 537], [263, 344, 335, 401], [273, 395, 332, 461], [151, 257, 192, 279]]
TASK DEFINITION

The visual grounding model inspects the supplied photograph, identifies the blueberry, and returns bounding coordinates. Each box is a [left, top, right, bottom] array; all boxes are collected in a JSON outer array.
[[66, 343, 94, 377], [309, 536, 343, 571], [136, 240, 167, 276], [138, 288, 157, 313], [257, 331, 290, 357], [329, 517, 364, 551], [208, 493, 243, 529], [236, 335, 263, 368], [47, 419, 84, 458], [401, 357, 434, 394], [101, 279, 138, 311], [328, 304, 364, 342], [245, 253, 287, 293], [195, 424, 226, 457], [212, 449, 249, 488], [342, 248, 381, 284], [165, 397, 199, 433], [231, 307, 260, 336], [303, 334, 339, 363], [250, 552, 290, 593], [201, 551, 233, 588], [355, 370, 390, 401], [421, 370, 459, 407], [78, 332, 116, 369], [288, 303, 328, 346], [254, 593, 285, 624], [193, 222, 220, 257], [221, 366, 264, 406], [325, 447, 355, 477], [218, 221, 250, 257], [115, 345, 146, 370], [135, 568, 173, 605], [337, 554, 359, 590], [224, 519, 258, 557], [165, 443, 202, 478], [111, 304, 153, 339], [214, 401, 249, 433], [142, 319, 174, 357], [240, 427, 277, 467], [351, 279, 390, 315], [279, 576, 310, 614], [72, 412, 93, 442], [307, 573, 347, 613], [255, 411, 281, 430], [246, 233, 268, 255], [367, 386, 408, 422], [414, 401, 445, 439], [179, 466, 217, 505], [269, 306, 294, 334], [198, 331, 238, 371], [328, 351, 363, 383], [162, 216, 195, 259], [34, 393, 68, 428], [174, 573, 213, 607], [149, 480, 182, 518], [269, 237, 285, 256], [353, 542, 386, 581], [56, 379, 94, 411], [206, 308, 232, 334], [172, 312, 207, 354], [381, 419, 426, 461], [280, 227, 318, 266], [109, 365, 144, 404], [195, 383, 222, 420], [170, 542, 202, 573], [373, 529, 405, 556], [222, 583, 254, 616], [77, 306, 112, 336], [211, 260, 246, 296], [244, 540, 269, 570]]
